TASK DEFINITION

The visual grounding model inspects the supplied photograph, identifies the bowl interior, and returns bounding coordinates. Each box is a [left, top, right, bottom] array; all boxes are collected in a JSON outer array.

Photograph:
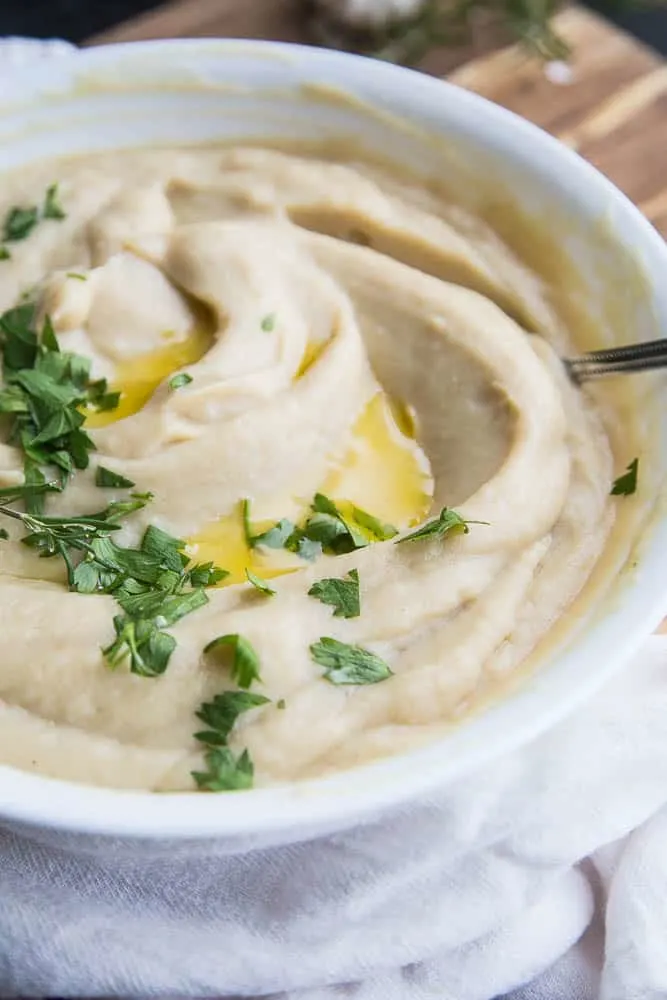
[[1, 39, 666, 842]]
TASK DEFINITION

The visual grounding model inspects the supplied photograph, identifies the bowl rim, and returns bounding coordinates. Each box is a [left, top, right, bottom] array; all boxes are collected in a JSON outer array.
[[1, 37, 667, 840]]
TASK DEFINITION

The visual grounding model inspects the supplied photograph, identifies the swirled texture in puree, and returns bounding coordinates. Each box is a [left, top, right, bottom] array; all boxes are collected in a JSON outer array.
[[0, 147, 613, 790]]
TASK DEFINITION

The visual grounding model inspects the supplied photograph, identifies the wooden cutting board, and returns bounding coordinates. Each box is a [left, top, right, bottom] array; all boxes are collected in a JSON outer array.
[[91, 1, 667, 631], [91, 2, 667, 235]]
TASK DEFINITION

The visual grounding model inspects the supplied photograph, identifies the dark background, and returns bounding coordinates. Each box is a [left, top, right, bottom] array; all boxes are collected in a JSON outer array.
[[0, 0, 666, 53]]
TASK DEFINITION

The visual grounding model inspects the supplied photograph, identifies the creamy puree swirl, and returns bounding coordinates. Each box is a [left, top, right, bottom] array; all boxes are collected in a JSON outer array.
[[0, 147, 613, 790]]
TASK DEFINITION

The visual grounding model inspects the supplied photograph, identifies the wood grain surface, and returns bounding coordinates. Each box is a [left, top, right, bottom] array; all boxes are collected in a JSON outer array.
[[91, 3, 667, 235]]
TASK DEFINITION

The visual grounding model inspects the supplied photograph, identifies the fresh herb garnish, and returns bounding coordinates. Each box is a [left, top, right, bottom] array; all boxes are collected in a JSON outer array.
[[308, 568, 360, 618], [2, 184, 66, 248], [0, 482, 224, 679], [350, 506, 398, 541], [276, 698, 286, 709], [300, 494, 397, 555], [260, 313, 276, 332], [304, 493, 369, 553], [191, 673, 269, 792], [242, 494, 396, 562], [286, 533, 322, 562], [183, 561, 228, 588], [96, 530, 225, 677], [611, 458, 639, 496], [192, 747, 254, 791], [95, 466, 136, 489], [204, 633, 262, 689], [3, 206, 39, 243], [245, 568, 276, 596], [194, 690, 270, 746], [396, 507, 473, 544], [103, 616, 176, 678], [42, 183, 66, 221], [0, 247, 11, 261], [242, 498, 296, 550], [0, 304, 120, 488], [0, 500, 125, 585], [66, 272, 87, 281], [310, 636, 392, 685], [168, 372, 193, 391]]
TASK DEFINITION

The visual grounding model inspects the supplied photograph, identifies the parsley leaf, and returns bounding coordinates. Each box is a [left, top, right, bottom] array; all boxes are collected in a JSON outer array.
[[260, 313, 276, 332], [183, 561, 228, 588], [194, 690, 270, 746], [0, 305, 120, 487], [308, 568, 360, 618], [303, 494, 397, 554], [243, 500, 297, 550], [611, 458, 639, 496], [95, 466, 136, 489], [103, 615, 176, 678], [245, 568, 276, 596], [204, 633, 262, 689], [310, 637, 392, 685], [192, 747, 254, 791], [141, 524, 187, 572], [241, 497, 294, 549], [285, 531, 322, 562], [42, 183, 66, 221], [3, 206, 39, 243], [350, 506, 398, 541], [396, 507, 471, 544], [1, 303, 38, 370], [0, 247, 10, 261], [243, 494, 394, 562], [168, 372, 193, 390]]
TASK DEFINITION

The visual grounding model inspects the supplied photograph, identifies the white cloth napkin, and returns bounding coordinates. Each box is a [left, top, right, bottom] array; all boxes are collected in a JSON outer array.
[[2, 637, 667, 999], [2, 39, 667, 1000]]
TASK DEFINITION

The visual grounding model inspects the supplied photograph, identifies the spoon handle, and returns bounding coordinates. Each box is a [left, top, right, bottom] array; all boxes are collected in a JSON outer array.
[[566, 338, 667, 381]]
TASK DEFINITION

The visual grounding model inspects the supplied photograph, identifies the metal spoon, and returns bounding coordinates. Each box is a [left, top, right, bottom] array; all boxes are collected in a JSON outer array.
[[566, 338, 667, 382]]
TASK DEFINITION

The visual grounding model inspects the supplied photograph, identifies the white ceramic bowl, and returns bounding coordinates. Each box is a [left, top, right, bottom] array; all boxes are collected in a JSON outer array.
[[1, 40, 666, 849]]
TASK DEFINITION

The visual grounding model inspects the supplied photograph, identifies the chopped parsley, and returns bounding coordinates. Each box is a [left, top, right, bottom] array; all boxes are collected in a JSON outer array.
[[168, 372, 193, 391], [194, 690, 270, 746], [242, 498, 295, 550], [3, 206, 39, 243], [66, 272, 87, 281], [192, 748, 254, 791], [1, 183, 66, 253], [611, 458, 639, 496], [261, 313, 276, 332], [0, 305, 121, 497], [243, 494, 396, 564], [204, 633, 262, 689], [42, 184, 66, 221], [93, 521, 226, 676], [95, 466, 136, 489], [192, 649, 269, 791], [245, 568, 276, 596], [308, 568, 360, 618], [103, 616, 176, 679], [396, 506, 473, 544], [310, 637, 392, 685], [0, 484, 226, 678]]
